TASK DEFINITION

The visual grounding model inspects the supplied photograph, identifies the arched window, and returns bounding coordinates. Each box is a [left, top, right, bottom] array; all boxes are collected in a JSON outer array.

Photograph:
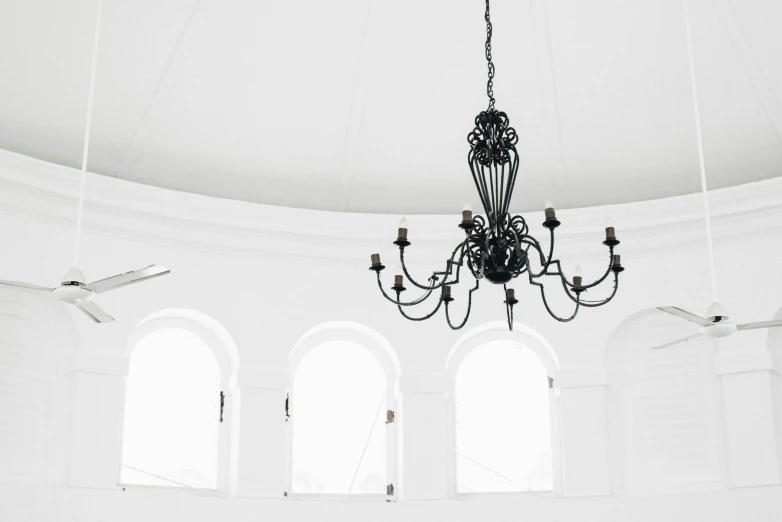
[[120, 328, 221, 489], [605, 310, 723, 495], [290, 340, 387, 495], [454, 340, 553, 493]]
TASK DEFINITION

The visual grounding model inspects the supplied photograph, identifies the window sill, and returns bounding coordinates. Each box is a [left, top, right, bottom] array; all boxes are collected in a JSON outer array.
[[118, 483, 223, 497], [453, 490, 556, 500], [288, 493, 391, 502]]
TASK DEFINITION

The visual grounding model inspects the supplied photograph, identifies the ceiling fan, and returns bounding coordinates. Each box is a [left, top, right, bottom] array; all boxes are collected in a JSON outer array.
[[652, 0, 781, 349], [0, 0, 169, 323], [0, 266, 170, 323], [654, 303, 782, 349]]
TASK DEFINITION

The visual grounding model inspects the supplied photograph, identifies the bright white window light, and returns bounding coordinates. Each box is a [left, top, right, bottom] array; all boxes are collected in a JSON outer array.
[[291, 341, 386, 495], [120, 328, 220, 489], [455, 340, 552, 493]]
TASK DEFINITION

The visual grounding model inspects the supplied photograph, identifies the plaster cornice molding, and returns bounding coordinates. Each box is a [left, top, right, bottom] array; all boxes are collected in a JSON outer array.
[[0, 150, 780, 262]]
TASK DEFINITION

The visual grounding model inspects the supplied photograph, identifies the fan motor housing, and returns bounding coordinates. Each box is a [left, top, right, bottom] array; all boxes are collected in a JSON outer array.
[[701, 322, 737, 339], [53, 283, 94, 304]]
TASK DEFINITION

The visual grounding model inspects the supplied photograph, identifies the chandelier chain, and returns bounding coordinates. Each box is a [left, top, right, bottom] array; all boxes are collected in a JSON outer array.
[[485, 0, 495, 110]]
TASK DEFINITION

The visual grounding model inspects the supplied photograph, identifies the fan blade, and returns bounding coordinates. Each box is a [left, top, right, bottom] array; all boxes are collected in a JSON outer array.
[[84, 265, 170, 294], [658, 306, 712, 327], [650, 332, 703, 350], [0, 280, 54, 292], [74, 301, 115, 323], [737, 320, 782, 331]]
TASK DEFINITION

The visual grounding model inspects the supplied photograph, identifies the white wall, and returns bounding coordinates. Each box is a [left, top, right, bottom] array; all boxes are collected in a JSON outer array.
[[1, 150, 782, 520]]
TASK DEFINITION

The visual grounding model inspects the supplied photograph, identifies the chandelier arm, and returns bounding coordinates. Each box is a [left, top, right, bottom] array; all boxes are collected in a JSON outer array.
[[519, 232, 555, 277], [444, 279, 481, 330], [579, 246, 616, 289], [562, 273, 619, 307], [528, 272, 582, 322], [399, 241, 467, 291], [375, 273, 435, 306], [397, 294, 444, 321], [557, 246, 615, 291]]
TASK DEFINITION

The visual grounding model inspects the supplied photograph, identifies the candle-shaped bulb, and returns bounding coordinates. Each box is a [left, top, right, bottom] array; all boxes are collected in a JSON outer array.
[[605, 217, 615, 238], [575, 265, 582, 277], [462, 202, 473, 222], [393, 265, 404, 287], [544, 200, 556, 219], [398, 217, 408, 240], [573, 265, 583, 287], [372, 244, 379, 256]]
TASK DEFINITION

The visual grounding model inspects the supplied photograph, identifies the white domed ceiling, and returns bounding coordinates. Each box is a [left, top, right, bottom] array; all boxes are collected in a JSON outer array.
[[0, 0, 781, 214]]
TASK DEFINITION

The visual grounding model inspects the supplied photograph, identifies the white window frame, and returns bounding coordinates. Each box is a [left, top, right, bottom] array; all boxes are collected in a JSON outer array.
[[120, 309, 240, 494], [444, 321, 563, 499], [284, 322, 400, 501]]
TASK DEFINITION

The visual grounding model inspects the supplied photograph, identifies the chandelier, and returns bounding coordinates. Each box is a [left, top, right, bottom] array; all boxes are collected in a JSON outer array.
[[369, 0, 625, 330]]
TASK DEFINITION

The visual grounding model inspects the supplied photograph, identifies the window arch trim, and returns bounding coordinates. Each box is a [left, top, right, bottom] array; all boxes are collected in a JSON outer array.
[[125, 309, 240, 383], [288, 321, 401, 387], [444, 321, 562, 498], [445, 321, 559, 380]]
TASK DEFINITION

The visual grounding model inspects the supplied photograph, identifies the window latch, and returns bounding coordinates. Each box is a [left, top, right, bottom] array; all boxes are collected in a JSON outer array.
[[386, 410, 395, 424], [219, 391, 225, 422]]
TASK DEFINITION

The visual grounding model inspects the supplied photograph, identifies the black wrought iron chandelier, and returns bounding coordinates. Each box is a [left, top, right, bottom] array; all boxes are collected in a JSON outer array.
[[369, 0, 625, 330]]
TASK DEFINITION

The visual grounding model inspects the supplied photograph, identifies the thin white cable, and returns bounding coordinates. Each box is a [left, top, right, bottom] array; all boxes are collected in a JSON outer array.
[[450, 449, 551, 499], [682, 0, 719, 304], [74, 0, 104, 268], [345, 397, 384, 502], [120, 464, 222, 497]]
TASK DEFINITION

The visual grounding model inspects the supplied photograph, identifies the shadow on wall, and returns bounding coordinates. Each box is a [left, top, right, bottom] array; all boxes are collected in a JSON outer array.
[[604, 308, 724, 497]]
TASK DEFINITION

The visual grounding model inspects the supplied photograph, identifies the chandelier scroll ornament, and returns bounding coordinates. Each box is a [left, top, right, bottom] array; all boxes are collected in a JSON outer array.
[[368, 0, 625, 331]]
